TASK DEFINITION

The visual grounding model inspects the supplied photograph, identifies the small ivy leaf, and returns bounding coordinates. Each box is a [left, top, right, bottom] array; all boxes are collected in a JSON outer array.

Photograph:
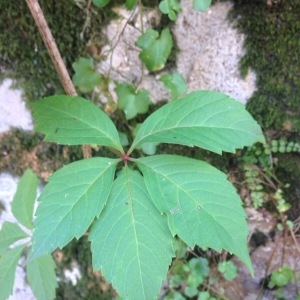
[[130, 91, 265, 154], [136, 28, 173, 71], [32, 95, 124, 152], [30, 157, 118, 260], [159, 0, 181, 21], [0, 222, 28, 254], [218, 261, 238, 281], [27, 254, 58, 300], [133, 124, 159, 155], [125, 0, 137, 9], [136, 29, 159, 50], [193, 0, 212, 11], [11, 169, 38, 229], [269, 266, 293, 288], [141, 142, 158, 155], [118, 131, 129, 147], [92, 0, 110, 8], [0, 245, 25, 300], [159, 72, 188, 100], [89, 168, 175, 300], [115, 82, 151, 120], [184, 286, 198, 298], [72, 57, 102, 92], [137, 155, 253, 274]]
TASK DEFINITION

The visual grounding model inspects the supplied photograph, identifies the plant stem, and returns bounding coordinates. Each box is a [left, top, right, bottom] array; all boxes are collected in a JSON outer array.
[[25, 0, 92, 158], [25, 0, 77, 96]]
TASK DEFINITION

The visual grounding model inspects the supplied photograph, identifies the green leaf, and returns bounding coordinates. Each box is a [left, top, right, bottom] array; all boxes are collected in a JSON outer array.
[[119, 131, 129, 147], [0, 245, 25, 300], [198, 291, 215, 300], [115, 83, 151, 120], [92, 0, 110, 8], [189, 257, 209, 278], [0, 222, 28, 254], [159, 72, 188, 100], [133, 124, 159, 155], [89, 168, 174, 300], [269, 266, 293, 288], [30, 157, 118, 260], [27, 254, 58, 300], [193, 0, 211, 11], [11, 169, 38, 229], [136, 155, 253, 274], [184, 286, 198, 298], [136, 28, 173, 71], [130, 91, 265, 154], [72, 57, 102, 92], [218, 261, 238, 281], [141, 142, 158, 155], [159, 0, 181, 21], [32, 95, 123, 152], [125, 0, 137, 9]]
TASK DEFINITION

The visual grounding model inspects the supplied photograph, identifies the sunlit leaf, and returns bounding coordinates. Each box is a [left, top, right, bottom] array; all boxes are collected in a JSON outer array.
[[11, 169, 38, 229], [27, 254, 58, 300], [131, 91, 265, 154], [90, 168, 174, 299], [30, 157, 118, 260], [137, 155, 253, 273], [33, 95, 123, 152]]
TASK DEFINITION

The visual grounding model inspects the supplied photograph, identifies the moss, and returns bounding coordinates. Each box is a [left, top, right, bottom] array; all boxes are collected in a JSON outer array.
[[0, 129, 85, 179], [276, 153, 300, 220], [227, 0, 300, 132], [0, 0, 124, 102]]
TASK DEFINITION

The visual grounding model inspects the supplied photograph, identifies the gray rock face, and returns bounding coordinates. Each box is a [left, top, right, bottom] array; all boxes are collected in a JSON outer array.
[[98, 1, 256, 104], [174, 1, 256, 104], [0, 79, 33, 133]]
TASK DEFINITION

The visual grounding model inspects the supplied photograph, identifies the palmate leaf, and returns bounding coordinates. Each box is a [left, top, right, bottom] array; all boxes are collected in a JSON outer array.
[[136, 155, 253, 273], [130, 91, 265, 154], [0, 222, 28, 254], [89, 168, 174, 300], [32, 95, 123, 152], [0, 245, 25, 300], [11, 168, 38, 229], [27, 254, 58, 300], [30, 157, 118, 260]]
